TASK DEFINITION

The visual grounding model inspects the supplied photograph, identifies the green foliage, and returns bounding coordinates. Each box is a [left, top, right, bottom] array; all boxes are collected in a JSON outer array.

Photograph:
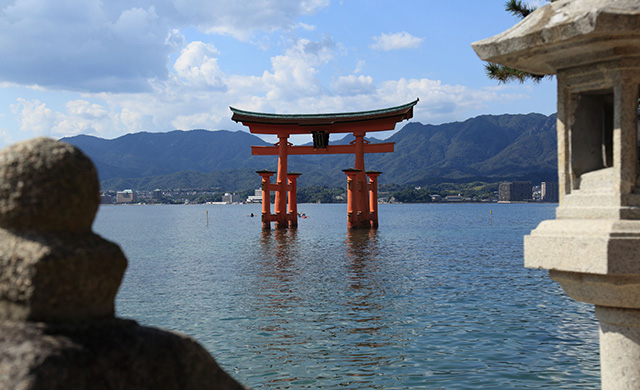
[[504, 0, 536, 18], [297, 186, 345, 203], [101, 169, 259, 192], [62, 130, 273, 182], [485, 63, 545, 84], [95, 112, 558, 192], [69, 110, 560, 195], [389, 182, 501, 203], [192, 193, 222, 204], [485, 0, 557, 84], [389, 187, 433, 203]]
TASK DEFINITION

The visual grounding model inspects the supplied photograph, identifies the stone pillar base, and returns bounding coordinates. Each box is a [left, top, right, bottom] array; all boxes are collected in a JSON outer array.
[[596, 306, 640, 390]]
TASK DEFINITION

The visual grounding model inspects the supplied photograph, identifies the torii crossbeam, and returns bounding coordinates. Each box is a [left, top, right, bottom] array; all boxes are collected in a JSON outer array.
[[230, 99, 418, 229]]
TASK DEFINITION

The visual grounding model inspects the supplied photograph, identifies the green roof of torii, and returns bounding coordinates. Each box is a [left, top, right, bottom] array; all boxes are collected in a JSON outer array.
[[230, 99, 418, 127]]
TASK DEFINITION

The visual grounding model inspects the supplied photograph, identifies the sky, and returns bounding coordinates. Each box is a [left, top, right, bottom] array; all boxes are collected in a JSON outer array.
[[0, 0, 556, 147]]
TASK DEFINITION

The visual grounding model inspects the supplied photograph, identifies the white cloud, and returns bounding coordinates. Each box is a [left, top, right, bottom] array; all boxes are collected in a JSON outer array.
[[173, 42, 226, 89], [4, 28, 529, 146], [11, 98, 64, 135], [119, 108, 150, 134], [0, 0, 331, 93], [0, 0, 170, 92], [111, 6, 159, 44], [172, 112, 220, 130], [331, 75, 375, 96], [172, 0, 329, 40], [370, 32, 424, 51], [260, 37, 336, 102], [66, 100, 108, 119], [11, 98, 115, 137], [297, 22, 316, 31]]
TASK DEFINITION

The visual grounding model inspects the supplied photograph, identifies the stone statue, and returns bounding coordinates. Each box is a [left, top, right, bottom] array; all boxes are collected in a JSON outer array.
[[0, 138, 246, 389]]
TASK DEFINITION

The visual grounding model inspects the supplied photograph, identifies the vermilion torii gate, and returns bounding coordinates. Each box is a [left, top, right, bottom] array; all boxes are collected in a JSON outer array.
[[230, 99, 418, 229]]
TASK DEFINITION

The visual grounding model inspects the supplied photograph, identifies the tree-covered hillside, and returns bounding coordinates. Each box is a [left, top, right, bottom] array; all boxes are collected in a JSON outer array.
[[62, 112, 558, 191]]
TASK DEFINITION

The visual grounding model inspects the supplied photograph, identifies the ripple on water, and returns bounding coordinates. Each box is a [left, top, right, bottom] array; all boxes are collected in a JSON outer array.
[[94, 203, 600, 389]]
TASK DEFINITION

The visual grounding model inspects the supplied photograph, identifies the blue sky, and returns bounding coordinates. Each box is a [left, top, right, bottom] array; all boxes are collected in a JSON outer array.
[[0, 0, 555, 147]]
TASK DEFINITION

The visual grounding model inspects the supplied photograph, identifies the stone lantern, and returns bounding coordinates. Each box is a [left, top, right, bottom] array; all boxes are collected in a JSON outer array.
[[473, 1, 640, 389]]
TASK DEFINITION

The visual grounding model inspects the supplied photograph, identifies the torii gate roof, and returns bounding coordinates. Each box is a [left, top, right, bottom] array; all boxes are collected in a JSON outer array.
[[230, 99, 418, 135]]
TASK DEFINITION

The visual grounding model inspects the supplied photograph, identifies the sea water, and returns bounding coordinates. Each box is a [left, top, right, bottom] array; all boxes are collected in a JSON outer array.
[[94, 203, 600, 389]]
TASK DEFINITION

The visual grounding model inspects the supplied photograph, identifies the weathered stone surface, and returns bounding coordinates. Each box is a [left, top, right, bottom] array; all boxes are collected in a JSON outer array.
[[0, 137, 247, 389], [525, 220, 640, 275], [0, 319, 245, 390], [472, 0, 640, 74], [0, 229, 127, 322], [550, 271, 640, 308], [0, 137, 100, 233], [596, 306, 640, 390], [475, 1, 640, 388], [0, 138, 126, 322]]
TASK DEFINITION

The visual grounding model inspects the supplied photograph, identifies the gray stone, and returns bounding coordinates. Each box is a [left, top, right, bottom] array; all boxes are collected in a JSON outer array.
[[474, 1, 640, 388], [0, 137, 100, 233], [596, 306, 640, 390], [0, 137, 246, 389], [0, 229, 126, 322], [0, 319, 245, 390], [0, 138, 125, 322], [472, 0, 640, 75]]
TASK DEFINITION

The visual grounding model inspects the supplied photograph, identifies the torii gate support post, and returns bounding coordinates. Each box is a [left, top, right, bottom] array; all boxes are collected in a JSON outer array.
[[230, 99, 418, 230], [353, 132, 371, 228], [256, 170, 276, 229], [274, 134, 290, 229], [343, 169, 361, 229], [287, 173, 301, 228], [367, 171, 382, 229]]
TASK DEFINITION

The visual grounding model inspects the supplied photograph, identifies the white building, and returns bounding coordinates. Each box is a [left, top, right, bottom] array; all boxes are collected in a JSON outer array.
[[246, 189, 262, 203], [222, 193, 242, 204]]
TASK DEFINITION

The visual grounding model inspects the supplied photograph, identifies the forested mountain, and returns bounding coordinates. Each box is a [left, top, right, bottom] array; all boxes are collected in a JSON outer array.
[[61, 112, 557, 191]]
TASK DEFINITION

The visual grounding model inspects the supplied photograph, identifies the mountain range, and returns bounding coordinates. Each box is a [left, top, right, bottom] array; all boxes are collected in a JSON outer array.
[[61, 112, 558, 191]]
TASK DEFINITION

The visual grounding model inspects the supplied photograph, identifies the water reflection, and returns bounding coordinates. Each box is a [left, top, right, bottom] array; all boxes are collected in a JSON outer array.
[[256, 228, 301, 313], [252, 229, 307, 385], [341, 229, 393, 383], [344, 229, 385, 332], [259, 228, 299, 284], [98, 204, 600, 389]]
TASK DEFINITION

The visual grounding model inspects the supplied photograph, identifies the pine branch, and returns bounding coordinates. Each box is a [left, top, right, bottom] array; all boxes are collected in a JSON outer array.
[[505, 0, 535, 19], [485, 63, 545, 84], [484, 1, 558, 84]]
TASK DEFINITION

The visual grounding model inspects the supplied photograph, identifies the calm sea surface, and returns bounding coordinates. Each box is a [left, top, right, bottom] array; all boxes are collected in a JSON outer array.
[[93, 203, 600, 389]]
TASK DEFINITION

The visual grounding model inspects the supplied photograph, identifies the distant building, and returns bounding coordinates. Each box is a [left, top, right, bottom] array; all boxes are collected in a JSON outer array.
[[499, 181, 532, 202], [431, 194, 442, 202], [222, 193, 242, 204], [152, 189, 163, 201], [116, 189, 137, 203], [100, 194, 114, 204], [532, 185, 542, 201], [445, 195, 463, 202], [541, 182, 559, 202], [246, 189, 262, 203]]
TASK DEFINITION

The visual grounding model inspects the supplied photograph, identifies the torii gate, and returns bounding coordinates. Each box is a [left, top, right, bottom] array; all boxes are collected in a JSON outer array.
[[230, 99, 418, 229]]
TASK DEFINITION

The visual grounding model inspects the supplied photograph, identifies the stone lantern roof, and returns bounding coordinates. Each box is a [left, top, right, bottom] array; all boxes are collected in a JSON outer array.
[[472, 0, 640, 74], [474, 2, 640, 388]]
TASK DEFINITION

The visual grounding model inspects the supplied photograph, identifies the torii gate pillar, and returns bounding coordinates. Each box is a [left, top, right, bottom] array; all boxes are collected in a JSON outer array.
[[231, 100, 418, 229], [367, 171, 382, 229], [256, 170, 276, 230], [287, 173, 301, 228]]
